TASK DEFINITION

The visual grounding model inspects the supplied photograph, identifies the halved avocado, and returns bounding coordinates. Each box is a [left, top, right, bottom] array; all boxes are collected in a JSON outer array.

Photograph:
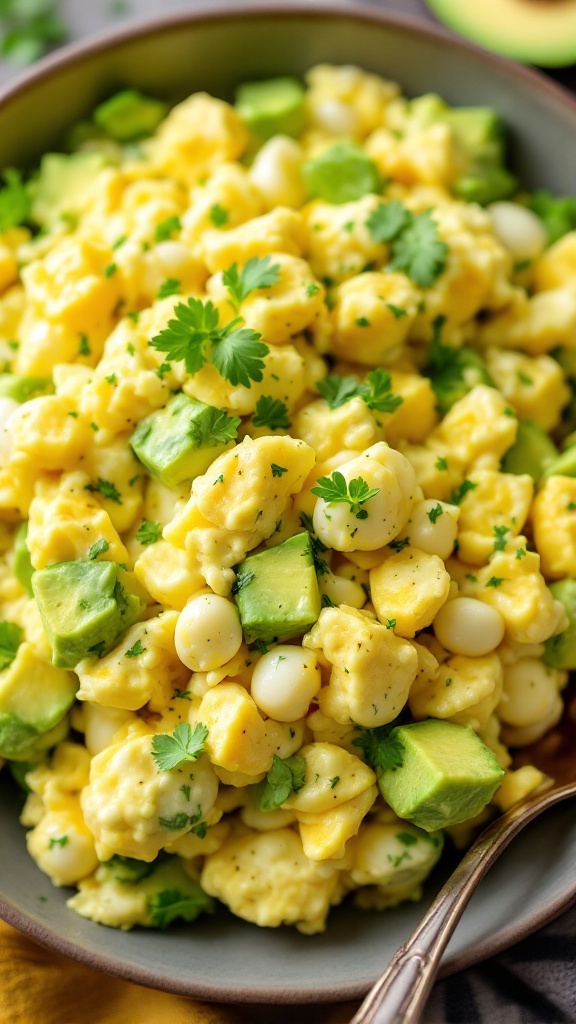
[[425, 0, 576, 68]]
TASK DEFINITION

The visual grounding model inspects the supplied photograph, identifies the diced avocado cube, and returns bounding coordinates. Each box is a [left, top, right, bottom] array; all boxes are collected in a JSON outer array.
[[527, 190, 576, 246], [129, 393, 240, 490], [0, 374, 53, 403], [544, 579, 576, 669], [378, 720, 504, 832], [539, 439, 576, 480], [501, 419, 559, 482], [93, 89, 168, 142], [302, 141, 380, 205], [428, 346, 494, 414], [443, 107, 506, 165], [233, 532, 321, 645], [32, 560, 143, 669], [13, 520, 34, 596], [0, 642, 77, 760], [235, 76, 305, 141], [454, 165, 517, 206], [28, 151, 109, 230]]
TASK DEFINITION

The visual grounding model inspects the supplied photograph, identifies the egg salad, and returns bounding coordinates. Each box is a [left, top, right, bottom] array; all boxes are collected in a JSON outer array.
[[0, 65, 574, 935]]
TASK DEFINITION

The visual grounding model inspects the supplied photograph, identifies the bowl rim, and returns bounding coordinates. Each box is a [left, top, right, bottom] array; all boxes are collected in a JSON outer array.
[[0, 0, 576, 118], [1, 0, 576, 1004]]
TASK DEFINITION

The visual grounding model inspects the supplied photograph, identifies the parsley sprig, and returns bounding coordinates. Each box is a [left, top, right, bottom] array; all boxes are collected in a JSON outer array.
[[223, 256, 281, 313], [136, 519, 162, 546], [311, 471, 379, 519], [151, 722, 208, 772], [316, 369, 402, 414], [251, 395, 290, 431], [149, 298, 269, 388], [188, 406, 240, 448], [365, 200, 448, 288]]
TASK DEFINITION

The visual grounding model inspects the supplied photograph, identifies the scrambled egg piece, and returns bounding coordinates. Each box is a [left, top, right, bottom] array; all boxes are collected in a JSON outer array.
[[201, 828, 344, 934], [303, 606, 419, 726], [456, 470, 533, 566], [346, 821, 444, 908], [532, 476, 576, 579], [409, 652, 503, 731], [149, 93, 248, 186], [370, 546, 451, 638]]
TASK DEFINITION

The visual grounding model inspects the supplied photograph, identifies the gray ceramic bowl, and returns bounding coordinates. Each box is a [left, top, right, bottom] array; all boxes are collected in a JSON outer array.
[[1, 2, 576, 1004]]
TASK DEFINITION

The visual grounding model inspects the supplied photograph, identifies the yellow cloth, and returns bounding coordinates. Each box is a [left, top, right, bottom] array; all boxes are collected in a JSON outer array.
[[0, 921, 359, 1024]]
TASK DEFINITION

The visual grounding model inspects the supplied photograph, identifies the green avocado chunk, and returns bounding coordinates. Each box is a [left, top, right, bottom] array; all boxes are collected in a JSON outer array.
[[378, 720, 504, 832], [32, 560, 143, 669], [28, 151, 109, 230], [235, 76, 305, 140], [302, 141, 380, 205], [233, 532, 321, 645], [408, 94, 516, 205], [0, 641, 77, 760], [0, 375, 53, 403], [544, 579, 576, 669], [501, 419, 559, 482], [93, 89, 168, 142], [129, 393, 240, 490], [539, 439, 576, 481]]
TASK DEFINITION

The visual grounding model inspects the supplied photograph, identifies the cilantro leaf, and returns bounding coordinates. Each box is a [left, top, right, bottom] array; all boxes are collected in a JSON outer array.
[[252, 395, 289, 431], [154, 215, 181, 243], [317, 374, 369, 409], [426, 503, 443, 525], [149, 298, 269, 387], [0, 620, 22, 671], [149, 297, 220, 375], [492, 524, 510, 555], [353, 723, 405, 772], [448, 479, 477, 505], [209, 203, 229, 227], [148, 883, 214, 928], [85, 478, 122, 504], [223, 256, 281, 312], [151, 722, 209, 772], [363, 369, 403, 414], [88, 538, 110, 560], [187, 406, 240, 448], [426, 314, 494, 413], [387, 209, 448, 287], [0, 168, 29, 231], [211, 325, 269, 388], [158, 812, 191, 831], [136, 519, 162, 546], [365, 200, 410, 243], [311, 471, 379, 518], [260, 754, 306, 811]]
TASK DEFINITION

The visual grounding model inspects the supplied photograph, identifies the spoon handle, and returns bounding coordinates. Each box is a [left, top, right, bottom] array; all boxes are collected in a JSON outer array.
[[349, 781, 575, 1024]]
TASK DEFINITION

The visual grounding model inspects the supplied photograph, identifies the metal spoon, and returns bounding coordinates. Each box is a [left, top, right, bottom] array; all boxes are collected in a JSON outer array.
[[349, 686, 576, 1024]]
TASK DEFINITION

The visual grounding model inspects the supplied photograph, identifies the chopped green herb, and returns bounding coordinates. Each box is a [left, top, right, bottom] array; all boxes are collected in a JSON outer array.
[[151, 722, 209, 772], [136, 519, 162, 546], [158, 812, 190, 831], [386, 303, 408, 319], [271, 463, 288, 477], [435, 456, 448, 471], [396, 832, 418, 846], [155, 362, 172, 380], [356, 316, 370, 327], [187, 406, 240, 449], [154, 215, 181, 243], [48, 835, 69, 849], [427, 503, 443, 524], [78, 334, 91, 357], [517, 371, 533, 386], [353, 721, 405, 772], [180, 784, 191, 801], [125, 638, 146, 658], [311, 471, 379, 519], [148, 882, 213, 928], [252, 395, 289, 431], [486, 576, 504, 588], [306, 282, 321, 297], [329, 776, 340, 789], [105, 373, 117, 385], [449, 479, 477, 505], [0, 168, 29, 230], [222, 256, 281, 312], [492, 525, 510, 555], [366, 201, 447, 287], [88, 538, 110, 560], [209, 203, 229, 227], [104, 262, 117, 278], [85, 478, 122, 504], [157, 277, 182, 299], [386, 618, 397, 629], [389, 537, 410, 552]]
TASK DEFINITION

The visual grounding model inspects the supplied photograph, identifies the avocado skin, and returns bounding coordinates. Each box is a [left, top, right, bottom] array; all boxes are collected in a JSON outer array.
[[544, 579, 576, 670], [235, 77, 305, 141], [378, 720, 504, 832], [501, 419, 559, 483], [32, 560, 143, 669], [129, 392, 237, 490], [233, 532, 321, 645]]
